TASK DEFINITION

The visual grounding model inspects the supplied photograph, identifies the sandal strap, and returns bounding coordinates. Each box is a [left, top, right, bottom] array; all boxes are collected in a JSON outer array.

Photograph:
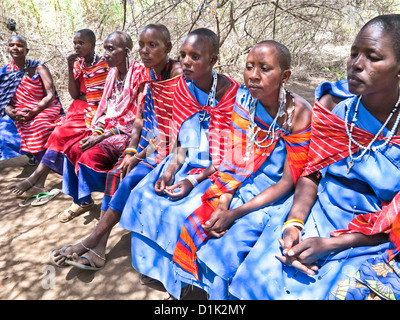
[[36, 192, 54, 199], [23, 192, 44, 203], [80, 241, 106, 261], [78, 255, 98, 268]]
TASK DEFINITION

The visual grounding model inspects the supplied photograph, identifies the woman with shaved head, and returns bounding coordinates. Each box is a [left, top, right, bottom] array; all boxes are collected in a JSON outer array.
[[58, 31, 144, 223], [1, 35, 63, 176], [231, 14, 400, 300], [9, 29, 109, 204]]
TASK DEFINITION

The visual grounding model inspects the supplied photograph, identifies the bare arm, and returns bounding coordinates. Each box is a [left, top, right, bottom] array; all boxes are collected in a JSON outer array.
[[277, 231, 389, 276], [36, 64, 57, 110], [154, 142, 188, 195], [203, 157, 295, 238], [278, 173, 320, 252], [67, 54, 83, 100], [15, 64, 57, 123], [117, 87, 146, 179]]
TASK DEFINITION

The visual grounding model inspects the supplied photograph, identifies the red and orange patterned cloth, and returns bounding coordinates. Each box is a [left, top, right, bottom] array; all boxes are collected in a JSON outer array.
[[73, 57, 109, 128], [7, 60, 63, 154], [173, 94, 311, 279], [169, 75, 240, 171], [303, 99, 400, 261]]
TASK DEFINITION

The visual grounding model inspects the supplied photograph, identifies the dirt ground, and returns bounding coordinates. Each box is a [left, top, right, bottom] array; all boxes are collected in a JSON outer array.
[[0, 79, 318, 300]]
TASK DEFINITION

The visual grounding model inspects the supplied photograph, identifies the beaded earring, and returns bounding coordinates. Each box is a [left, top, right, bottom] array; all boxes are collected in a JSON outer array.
[[126, 49, 132, 70], [278, 82, 287, 117]]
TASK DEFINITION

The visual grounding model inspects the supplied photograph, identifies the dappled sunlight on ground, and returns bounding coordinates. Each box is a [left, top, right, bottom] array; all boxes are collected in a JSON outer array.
[[0, 156, 164, 300]]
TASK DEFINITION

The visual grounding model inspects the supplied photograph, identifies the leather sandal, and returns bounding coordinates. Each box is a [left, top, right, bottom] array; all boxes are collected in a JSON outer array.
[[58, 201, 94, 223]]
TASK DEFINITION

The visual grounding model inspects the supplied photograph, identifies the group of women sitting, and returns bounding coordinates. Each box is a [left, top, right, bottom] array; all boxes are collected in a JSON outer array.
[[1, 14, 400, 300]]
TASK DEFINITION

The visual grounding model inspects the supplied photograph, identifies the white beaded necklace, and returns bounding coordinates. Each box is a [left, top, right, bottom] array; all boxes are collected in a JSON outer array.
[[206, 70, 218, 108], [244, 87, 294, 160], [199, 70, 218, 122], [345, 93, 400, 173], [112, 73, 126, 102], [87, 52, 97, 68]]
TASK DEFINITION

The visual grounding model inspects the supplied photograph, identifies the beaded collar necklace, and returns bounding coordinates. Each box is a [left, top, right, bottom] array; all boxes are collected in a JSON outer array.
[[206, 70, 218, 109], [244, 87, 295, 160], [199, 70, 218, 122], [112, 72, 126, 102], [86, 52, 97, 68], [345, 93, 400, 173]]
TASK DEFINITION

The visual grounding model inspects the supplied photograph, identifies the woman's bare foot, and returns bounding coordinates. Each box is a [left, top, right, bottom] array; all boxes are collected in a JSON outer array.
[[9, 179, 34, 195], [68, 249, 106, 270], [49, 242, 89, 267], [15, 185, 46, 199]]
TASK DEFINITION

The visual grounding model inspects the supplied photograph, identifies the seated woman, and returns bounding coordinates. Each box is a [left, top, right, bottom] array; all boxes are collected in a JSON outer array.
[[49, 24, 182, 269], [9, 29, 109, 202], [117, 28, 240, 299], [0, 59, 25, 161], [2, 35, 63, 179], [58, 31, 144, 222], [229, 14, 400, 300], [171, 40, 312, 299]]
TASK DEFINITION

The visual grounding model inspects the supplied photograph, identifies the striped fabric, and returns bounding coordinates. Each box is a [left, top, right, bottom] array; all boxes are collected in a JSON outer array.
[[103, 63, 179, 198], [9, 61, 63, 154], [0, 62, 32, 116], [173, 98, 311, 279], [169, 75, 240, 170], [73, 57, 109, 128], [44, 58, 109, 154], [301, 99, 400, 176], [137, 64, 180, 163], [151, 76, 180, 162], [304, 98, 400, 261], [331, 191, 400, 262], [91, 59, 144, 135]]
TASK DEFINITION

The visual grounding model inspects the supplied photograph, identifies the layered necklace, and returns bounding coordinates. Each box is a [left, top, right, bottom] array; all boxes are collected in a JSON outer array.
[[345, 93, 400, 173], [244, 87, 294, 160], [199, 70, 218, 122], [112, 72, 126, 102]]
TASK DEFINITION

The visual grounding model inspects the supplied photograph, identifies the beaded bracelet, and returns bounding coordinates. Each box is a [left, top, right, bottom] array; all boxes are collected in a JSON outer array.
[[109, 127, 120, 135], [134, 154, 145, 161], [186, 175, 199, 187], [149, 138, 157, 151], [124, 147, 138, 156], [282, 218, 304, 234], [93, 129, 103, 135], [93, 126, 104, 133]]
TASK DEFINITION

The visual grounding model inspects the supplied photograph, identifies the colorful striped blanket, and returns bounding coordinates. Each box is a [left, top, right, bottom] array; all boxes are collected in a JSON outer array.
[[302, 99, 400, 261], [91, 59, 144, 135], [173, 97, 311, 279], [73, 57, 109, 128], [0, 61, 33, 117], [169, 75, 240, 171], [302, 99, 400, 176], [7, 60, 64, 154], [137, 64, 180, 163], [331, 193, 400, 262]]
